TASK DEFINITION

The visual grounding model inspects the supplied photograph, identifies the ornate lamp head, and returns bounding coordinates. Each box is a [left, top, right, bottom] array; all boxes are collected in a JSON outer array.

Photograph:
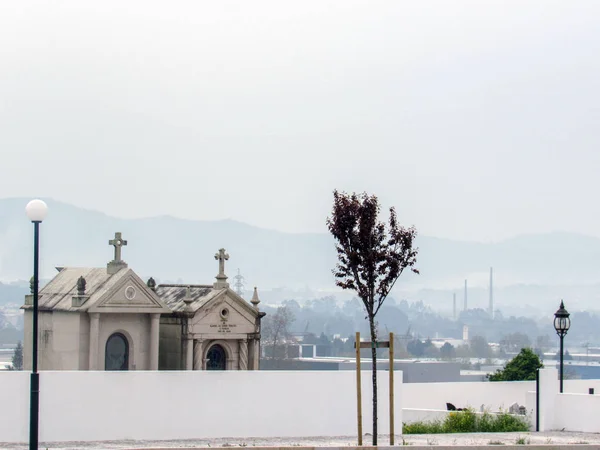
[[553, 300, 571, 338]]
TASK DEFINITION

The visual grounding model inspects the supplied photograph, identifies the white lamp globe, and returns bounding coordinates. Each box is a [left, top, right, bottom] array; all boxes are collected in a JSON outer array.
[[25, 199, 48, 222]]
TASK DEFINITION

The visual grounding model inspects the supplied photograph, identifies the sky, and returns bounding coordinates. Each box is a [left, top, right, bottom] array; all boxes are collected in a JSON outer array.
[[1, 1, 599, 242]]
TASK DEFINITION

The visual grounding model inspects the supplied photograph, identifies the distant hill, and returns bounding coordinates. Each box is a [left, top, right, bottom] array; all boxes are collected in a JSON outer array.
[[2, 198, 600, 294]]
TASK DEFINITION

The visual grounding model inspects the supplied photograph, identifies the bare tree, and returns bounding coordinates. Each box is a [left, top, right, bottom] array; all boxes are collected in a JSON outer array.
[[262, 305, 295, 360], [327, 191, 418, 445]]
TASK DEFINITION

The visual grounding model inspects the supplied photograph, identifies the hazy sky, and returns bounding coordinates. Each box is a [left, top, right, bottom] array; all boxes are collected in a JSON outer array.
[[1, 1, 599, 241]]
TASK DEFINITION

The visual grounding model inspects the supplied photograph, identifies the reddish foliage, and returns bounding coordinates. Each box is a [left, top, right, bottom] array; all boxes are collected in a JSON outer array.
[[326, 190, 419, 318]]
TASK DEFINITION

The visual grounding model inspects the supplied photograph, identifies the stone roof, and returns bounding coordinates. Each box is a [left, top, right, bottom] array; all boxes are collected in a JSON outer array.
[[23, 267, 130, 312], [22, 268, 258, 317], [154, 284, 221, 314], [155, 284, 260, 317]]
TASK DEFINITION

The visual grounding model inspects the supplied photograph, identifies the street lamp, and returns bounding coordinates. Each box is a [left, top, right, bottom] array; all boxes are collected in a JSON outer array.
[[553, 300, 570, 393], [25, 199, 48, 450]]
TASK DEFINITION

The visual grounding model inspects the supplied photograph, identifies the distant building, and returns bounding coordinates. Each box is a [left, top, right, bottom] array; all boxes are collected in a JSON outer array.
[[261, 355, 464, 383]]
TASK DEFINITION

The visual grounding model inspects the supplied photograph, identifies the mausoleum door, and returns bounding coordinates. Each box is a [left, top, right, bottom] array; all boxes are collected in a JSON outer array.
[[206, 344, 227, 370], [105, 333, 129, 371]]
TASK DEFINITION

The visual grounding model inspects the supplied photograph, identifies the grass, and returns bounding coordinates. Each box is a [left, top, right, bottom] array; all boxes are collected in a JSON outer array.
[[515, 436, 530, 444], [403, 409, 530, 434]]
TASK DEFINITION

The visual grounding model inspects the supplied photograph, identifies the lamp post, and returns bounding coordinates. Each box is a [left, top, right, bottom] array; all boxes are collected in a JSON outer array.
[[553, 300, 570, 393], [25, 199, 48, 450]]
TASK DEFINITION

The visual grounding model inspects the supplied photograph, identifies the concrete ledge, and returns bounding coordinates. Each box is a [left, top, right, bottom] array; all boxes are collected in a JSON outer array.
[[124, 444, 598, 450]]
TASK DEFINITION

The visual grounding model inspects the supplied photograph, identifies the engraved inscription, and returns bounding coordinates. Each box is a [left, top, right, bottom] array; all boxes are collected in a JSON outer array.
[[209, 323, 238, 333]]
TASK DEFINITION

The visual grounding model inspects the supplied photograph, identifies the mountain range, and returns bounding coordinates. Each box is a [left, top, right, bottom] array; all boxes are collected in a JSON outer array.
[[1, 198, 600, 301]]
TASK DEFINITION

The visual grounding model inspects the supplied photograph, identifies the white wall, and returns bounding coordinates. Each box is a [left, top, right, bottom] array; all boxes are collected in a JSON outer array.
[[526, 369, 600, 433], [402, 380, 534, 411], [5, 370, 600, 443], [0, 372, 30, 441], [555, 393, 600, 433], [403, 409, 449, 424], [0, 371, 402, 443]]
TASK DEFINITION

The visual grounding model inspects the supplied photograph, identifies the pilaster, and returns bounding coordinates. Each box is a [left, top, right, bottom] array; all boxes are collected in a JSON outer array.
[[89, 313, 100, 370], [194, 339, 204, 370], [150, 314, 160, 370], [186, 337, 194, 370]]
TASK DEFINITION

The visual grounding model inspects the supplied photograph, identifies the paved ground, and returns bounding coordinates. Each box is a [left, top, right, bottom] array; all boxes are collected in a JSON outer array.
[[2, 432, 600, 449]]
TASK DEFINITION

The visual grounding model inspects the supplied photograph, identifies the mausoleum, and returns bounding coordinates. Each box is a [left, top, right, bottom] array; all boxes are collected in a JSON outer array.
[[22, 233, 264, 371]]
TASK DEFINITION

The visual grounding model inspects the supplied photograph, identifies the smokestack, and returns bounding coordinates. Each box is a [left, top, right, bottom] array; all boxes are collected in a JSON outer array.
[[489, 267, 494, 319], [464, 279, 468, 311], [453, 293, 456, 320]]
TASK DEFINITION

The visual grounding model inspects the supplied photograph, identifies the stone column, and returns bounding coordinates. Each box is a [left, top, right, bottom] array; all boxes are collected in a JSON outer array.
[[248, 339, 255, 370], [186, 337, 194, 370], [149, 314, 160, 370], [193, 339, 204, 370], [89, 313, 100, 370], [253, 338, 260, 370], [239, 339, 248, 370]]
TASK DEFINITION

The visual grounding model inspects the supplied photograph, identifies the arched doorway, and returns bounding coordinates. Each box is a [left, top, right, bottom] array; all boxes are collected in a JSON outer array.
[[206, 344, 227, 370], [105, 333, 129, 370]]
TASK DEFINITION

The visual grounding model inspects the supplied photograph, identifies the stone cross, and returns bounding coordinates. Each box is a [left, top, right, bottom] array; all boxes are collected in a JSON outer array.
[[109, 232, 128, 262], [214, 248, 229, 277]]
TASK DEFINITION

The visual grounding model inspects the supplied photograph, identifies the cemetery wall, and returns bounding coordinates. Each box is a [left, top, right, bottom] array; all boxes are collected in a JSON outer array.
[[555, 392, 600, 433], [526, 369, 600, 433], [402, 380, 534, 411], [3, 370, 600, 443], [0, 370, 399, 442]]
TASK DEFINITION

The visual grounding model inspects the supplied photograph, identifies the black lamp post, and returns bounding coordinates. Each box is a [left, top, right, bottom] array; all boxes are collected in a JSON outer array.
[[553, 300, 570, 393], [25, 199, 48, 450]]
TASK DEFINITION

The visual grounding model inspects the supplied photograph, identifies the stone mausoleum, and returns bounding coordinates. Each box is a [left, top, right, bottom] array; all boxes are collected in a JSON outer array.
[[22, 233, 265, 371]]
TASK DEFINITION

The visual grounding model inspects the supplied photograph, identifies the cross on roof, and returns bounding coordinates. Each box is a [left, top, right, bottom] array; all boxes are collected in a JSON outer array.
[[109, 232, 128, 262], [214, 248, 229, 279]]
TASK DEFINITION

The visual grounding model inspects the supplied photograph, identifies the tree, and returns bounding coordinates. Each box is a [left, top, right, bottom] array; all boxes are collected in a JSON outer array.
[[423, 339, 440, 358], [500, 332, 531, 352], [555, 349, 573, 360], [470, 335, 492, 358], [9, 341, 23, 370], [407, 339, 426, 357], [327, 190, 418, 445], [440, 342, 456, 360], [261, 306, 295, 360], [488, 348, 543, 381]]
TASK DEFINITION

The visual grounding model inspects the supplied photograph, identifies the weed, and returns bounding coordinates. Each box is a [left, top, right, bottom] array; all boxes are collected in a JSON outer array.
[[488, 441, 505, 445], [515, 436, 530, 445]]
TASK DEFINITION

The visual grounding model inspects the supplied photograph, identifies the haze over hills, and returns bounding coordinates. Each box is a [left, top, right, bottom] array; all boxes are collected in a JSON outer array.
[[1, 198, 600, 312]]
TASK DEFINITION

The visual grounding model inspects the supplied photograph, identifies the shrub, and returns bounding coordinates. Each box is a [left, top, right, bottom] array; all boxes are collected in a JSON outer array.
[[403, 409, 529, 434], [402, 420, 444, 434], [443, 410, 477, 433]]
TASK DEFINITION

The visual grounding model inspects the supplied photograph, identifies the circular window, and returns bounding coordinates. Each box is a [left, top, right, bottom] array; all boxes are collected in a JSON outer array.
[[125, 286, 136, 300], [220, 308, 229, 320]]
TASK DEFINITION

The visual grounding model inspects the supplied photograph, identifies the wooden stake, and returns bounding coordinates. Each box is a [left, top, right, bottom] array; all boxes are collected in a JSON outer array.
[[356, 331, 363, 446], [389, 332, 395, 446]]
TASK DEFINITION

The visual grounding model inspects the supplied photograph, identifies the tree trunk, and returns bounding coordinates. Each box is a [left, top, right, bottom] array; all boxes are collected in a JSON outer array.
[[369, 318, 378, 446]]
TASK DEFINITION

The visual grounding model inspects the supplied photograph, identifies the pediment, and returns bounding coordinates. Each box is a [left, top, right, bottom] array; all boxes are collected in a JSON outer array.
[[191, 290, 258, 335], [88, 270, 171, 314]]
